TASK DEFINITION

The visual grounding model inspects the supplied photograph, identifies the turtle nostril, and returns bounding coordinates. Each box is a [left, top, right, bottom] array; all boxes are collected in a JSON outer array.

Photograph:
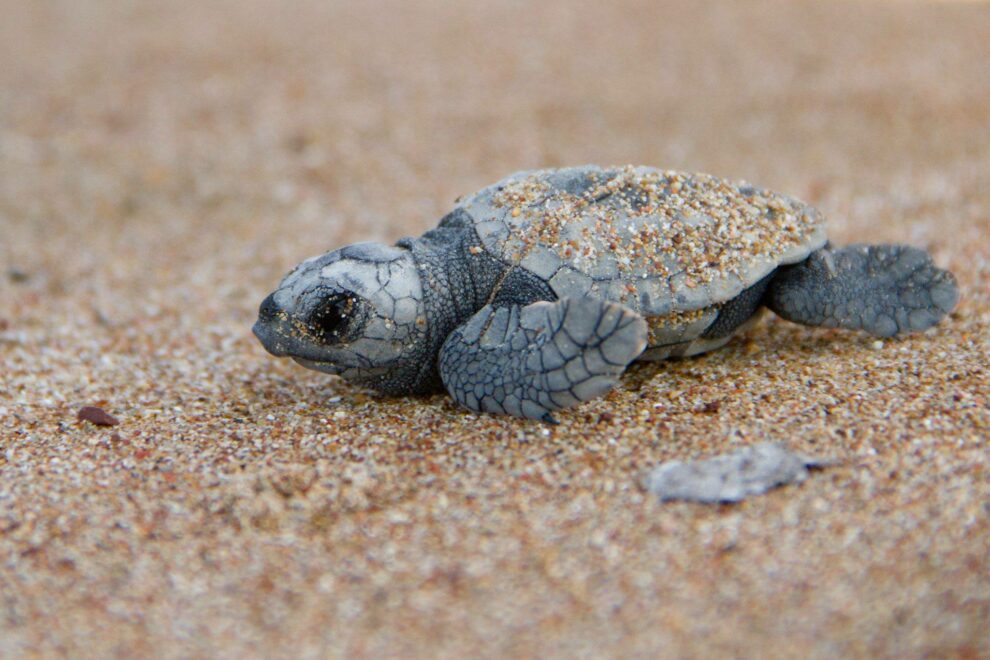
[[258, 293, 280, 322]]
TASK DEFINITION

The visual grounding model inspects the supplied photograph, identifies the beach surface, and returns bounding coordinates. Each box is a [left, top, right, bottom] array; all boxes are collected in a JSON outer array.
[[2, 1, 988, 656]]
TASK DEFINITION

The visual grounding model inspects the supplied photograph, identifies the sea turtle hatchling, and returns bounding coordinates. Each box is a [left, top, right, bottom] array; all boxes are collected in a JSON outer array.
[[253, 165, 959, 422]]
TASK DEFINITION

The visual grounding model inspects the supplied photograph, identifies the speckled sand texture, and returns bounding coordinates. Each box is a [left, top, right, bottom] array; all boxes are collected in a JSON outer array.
[[2, 1, 989, 657]]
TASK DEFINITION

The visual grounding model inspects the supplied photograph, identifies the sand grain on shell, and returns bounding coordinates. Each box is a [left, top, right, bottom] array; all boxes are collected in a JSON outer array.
[[1, 1, 989, 657]]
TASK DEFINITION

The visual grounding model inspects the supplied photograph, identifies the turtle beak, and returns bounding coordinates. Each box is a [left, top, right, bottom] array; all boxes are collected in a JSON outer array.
[[257, 292, 280, 323], [253, 293, 289, 356], [292, 357, 345, 375]]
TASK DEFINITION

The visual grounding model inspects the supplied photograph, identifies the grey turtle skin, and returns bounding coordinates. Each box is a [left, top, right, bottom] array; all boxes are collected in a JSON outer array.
[[253, 165, 959, 423]]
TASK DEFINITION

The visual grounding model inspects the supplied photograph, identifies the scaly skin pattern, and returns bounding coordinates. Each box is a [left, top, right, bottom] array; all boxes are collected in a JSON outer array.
[[438, 297, 648, 422], [767, 244, 959, 337], [253, 242, 437, 395]]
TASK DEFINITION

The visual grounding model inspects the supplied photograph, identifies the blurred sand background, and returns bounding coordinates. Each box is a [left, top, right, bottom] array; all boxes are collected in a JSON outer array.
[[1, 0, 989, 657]]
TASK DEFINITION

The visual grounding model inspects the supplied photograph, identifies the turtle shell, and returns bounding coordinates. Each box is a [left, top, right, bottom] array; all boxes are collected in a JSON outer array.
[[458, 165, 827, 316]]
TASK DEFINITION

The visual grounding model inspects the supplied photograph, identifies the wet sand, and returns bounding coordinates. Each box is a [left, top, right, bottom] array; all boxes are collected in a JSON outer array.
[[1, 1, 988, 656]]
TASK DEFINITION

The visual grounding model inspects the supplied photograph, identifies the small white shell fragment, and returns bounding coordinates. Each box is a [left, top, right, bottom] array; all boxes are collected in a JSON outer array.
[[644, 443, 836, 503]]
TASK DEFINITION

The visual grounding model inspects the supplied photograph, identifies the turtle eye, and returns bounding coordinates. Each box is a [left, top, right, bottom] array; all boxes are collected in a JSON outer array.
[[310, 294, 354, 340]]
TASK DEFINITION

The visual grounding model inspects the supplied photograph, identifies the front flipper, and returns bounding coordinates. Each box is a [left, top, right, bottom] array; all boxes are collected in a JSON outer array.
[[766, 244, 959, 337], [438, 297, 648, 422]]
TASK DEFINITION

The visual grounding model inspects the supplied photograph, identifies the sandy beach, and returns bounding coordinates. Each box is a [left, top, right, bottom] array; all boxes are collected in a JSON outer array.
[[2, 1, 988, 656]]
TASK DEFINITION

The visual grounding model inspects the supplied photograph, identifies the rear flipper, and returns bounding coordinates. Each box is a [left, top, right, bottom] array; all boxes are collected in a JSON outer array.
[[438, 297, 648, 422], [766, 244, 959, 337]]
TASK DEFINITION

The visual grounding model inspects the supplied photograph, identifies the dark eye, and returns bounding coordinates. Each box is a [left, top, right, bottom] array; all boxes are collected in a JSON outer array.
[[310, 294, 354, 340]]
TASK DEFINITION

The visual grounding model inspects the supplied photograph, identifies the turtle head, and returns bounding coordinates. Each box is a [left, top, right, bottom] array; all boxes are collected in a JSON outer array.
[[253, 242, 429, 394]]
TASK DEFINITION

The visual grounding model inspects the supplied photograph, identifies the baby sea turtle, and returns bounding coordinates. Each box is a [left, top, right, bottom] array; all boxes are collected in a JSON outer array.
[[254, 165, 959, 422]]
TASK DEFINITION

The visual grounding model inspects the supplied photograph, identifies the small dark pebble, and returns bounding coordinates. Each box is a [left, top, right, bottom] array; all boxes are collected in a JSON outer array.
[[8, 268, 30, 283], [700, 400, 721, 414], [0, 318, 9, 331], [77, 406, 120, 427], [598, 412, 615, 423], [285, 132, 310, 153]]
